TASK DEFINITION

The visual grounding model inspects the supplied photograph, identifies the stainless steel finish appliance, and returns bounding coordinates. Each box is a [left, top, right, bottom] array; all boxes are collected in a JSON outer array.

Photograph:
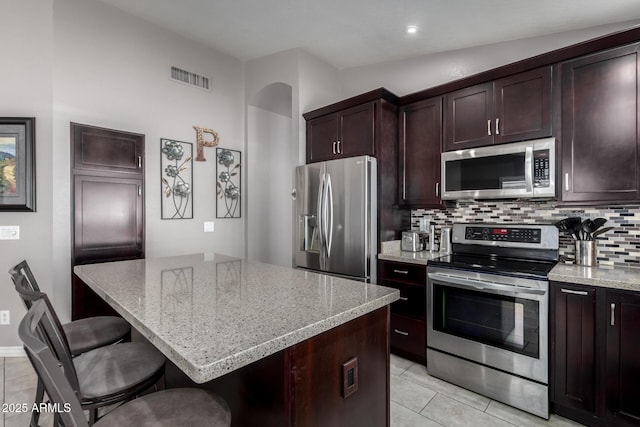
[[402, 231, 426, 252], [441, 138, 555, 200], [294, 156, 377, 282], [426, 223, 559, 419]]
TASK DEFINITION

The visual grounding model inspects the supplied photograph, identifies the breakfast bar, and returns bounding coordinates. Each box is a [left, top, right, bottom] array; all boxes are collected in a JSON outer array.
[[73, 253, 399, 426]]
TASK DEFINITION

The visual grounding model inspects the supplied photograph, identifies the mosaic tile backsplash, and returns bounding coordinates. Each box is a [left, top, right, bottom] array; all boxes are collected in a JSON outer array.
[[412, 200, 640, 267]]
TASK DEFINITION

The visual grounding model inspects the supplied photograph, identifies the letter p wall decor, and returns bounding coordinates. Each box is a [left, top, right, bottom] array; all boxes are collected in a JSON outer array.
[[193, 126, 219, 161]]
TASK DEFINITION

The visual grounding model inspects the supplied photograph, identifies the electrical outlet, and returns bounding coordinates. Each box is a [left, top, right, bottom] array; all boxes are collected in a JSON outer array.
[[204, 221, 215, 233], [0, 310, 9, 325]]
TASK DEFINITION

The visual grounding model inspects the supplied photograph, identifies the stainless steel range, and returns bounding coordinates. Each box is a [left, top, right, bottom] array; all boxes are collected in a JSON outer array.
[[426, 223, 558, 419]]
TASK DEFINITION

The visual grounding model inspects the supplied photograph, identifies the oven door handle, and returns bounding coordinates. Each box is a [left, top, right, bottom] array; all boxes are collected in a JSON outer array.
[[428, 272, 546, 296]]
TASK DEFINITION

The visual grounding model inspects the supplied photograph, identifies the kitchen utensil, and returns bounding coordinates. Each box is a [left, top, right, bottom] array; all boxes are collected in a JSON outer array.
[[592, 217, 607, 231], [591, 226, 613, 239], [566, 217, 582, 240], [582, 219, 597, 240]]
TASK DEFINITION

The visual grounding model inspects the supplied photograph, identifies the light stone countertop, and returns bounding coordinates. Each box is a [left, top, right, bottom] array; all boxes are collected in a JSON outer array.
[[549, 263, 640, 292], [74, 253, 399, 384], [378, 250, 447, 265]]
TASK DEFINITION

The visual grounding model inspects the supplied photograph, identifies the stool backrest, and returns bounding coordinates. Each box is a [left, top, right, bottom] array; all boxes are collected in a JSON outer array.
[[8, 260, 42, 310], [11, 272, 82, 395], [19, 300, 88, 427]]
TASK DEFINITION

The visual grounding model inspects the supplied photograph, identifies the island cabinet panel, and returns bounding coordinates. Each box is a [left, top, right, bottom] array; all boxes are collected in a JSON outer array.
[[551, 283, 597, 416], [605, 291, 640, 426], [290, 306, 390, 427], [379, 260, 427, 364], [306, 102, 374, 163], [444, 66, 552, 151], [398, 96, 443, 208], [561, 43, 640, 204]]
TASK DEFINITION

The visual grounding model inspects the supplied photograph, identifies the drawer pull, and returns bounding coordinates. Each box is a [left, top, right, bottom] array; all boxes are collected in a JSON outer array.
[[561, 288, 588, 296], [393, 329, 409, 336], [393, 269, 409, 275], [399, 297, 408, 301]]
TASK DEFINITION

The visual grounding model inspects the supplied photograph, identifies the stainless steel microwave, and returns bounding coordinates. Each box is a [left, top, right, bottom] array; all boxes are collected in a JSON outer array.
[[441, 138, 556, 200]]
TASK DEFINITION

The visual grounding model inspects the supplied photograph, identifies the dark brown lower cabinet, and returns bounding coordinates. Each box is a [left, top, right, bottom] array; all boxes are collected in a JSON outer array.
[[606, 291, 640, 426], [379, 260, 427, 364], [552, 282, 640, 426]]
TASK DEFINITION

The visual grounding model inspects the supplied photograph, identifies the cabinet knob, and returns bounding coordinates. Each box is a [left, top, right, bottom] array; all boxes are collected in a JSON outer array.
[[611, 302, 616, 326], [435, 182, 440, 197], [487, 119, 492, 136], [393, 329, 409, 336], [393, 269, 409, 275], [332, 141, 337, 155], [337, 140, 342, 154], [495, 118, 500, 135], [565, 173, 570, 191]]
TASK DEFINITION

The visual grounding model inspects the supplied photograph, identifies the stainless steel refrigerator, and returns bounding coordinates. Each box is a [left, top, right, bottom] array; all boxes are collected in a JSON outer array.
[[293, 155, 377, 282]]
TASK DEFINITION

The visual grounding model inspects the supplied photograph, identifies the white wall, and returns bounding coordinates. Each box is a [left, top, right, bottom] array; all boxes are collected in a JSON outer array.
[[244, 49, 339, 266], [247, 104, 292, 267], [0, 0, 55, 348], [0, 0, 245, 348], [340, 20, 640, 98]]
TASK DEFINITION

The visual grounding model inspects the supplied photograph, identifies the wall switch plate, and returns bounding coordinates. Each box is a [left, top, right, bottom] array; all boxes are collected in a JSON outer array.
[[0, 226, 19, 240], [204, 221, 215, 232], [0, 311, 9, 325]]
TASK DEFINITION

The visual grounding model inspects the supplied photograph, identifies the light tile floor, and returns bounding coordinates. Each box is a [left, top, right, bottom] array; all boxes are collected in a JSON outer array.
[[1, 355, 585, 427], [390, 354, 584, 427]]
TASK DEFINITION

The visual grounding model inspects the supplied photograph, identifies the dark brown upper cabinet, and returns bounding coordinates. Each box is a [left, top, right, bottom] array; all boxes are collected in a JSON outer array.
[[72, 124, 144, 176], [306, 102, 375, 163], [444, 67, 553, 151], [398, 96, 443, 208], [561, 43, 640, 204]]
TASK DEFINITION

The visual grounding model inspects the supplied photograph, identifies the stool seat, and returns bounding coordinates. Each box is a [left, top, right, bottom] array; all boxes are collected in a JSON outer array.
[[74, 342, 166, 401], [63, 316, 130, 356], [94, 388, 231, 427]]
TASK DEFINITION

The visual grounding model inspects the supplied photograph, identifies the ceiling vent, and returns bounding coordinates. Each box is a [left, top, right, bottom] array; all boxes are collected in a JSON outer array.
[[170, 66, 211, 91]]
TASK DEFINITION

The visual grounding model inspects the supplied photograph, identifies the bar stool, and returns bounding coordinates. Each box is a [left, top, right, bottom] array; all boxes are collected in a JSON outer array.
[[12, 274, 166, 425], [9, 260, 131, 356], [20, 300, 231, 427], [9, 260, 131, 427]]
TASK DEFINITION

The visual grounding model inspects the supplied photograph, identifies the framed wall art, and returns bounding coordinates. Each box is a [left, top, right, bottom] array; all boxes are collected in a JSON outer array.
[[216, 148, 241, 218], [0, 117, 35, 212], [161, 139, 193, 219]]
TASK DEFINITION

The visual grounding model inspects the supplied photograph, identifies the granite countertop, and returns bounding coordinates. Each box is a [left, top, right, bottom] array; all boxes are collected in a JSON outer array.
[[378, 250, 446, 265], [74, 253, 399, 384], [549, 263, 640, 292]]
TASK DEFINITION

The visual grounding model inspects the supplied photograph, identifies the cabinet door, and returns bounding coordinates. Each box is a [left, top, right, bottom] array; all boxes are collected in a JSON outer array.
[[551, 283, 596, 413], [494, 66, 552, 144], [72, 123, 144, 176], [338, 102, 375, 157], [307, 114, 338, 163], [606, 291, 640, 425], [73, 175, 144, 265], [561, 44, 640, 203], [398, 97, 443, 207], [444, 82, 493, 151]]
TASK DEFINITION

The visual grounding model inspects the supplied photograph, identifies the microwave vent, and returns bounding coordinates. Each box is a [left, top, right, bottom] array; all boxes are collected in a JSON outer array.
[[170, 66, 210, 91]]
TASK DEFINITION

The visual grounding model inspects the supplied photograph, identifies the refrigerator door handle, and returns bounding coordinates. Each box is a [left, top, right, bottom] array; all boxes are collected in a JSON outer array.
[[317, 169, 326, 262], [326, 172, 334, 257]]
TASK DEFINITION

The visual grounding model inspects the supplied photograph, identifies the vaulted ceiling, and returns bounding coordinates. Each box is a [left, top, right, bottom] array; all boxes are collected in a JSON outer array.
[[98, 0, 640, 69]]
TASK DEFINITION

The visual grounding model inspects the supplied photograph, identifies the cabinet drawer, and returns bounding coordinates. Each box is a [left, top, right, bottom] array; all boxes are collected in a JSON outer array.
[[390, 314, 426, 360], [379, 261, 426, 285], [384, 281, 425, 319]]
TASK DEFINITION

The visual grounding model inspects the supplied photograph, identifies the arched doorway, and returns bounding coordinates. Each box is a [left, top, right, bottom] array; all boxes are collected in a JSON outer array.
[[246, 82, 293, 267]]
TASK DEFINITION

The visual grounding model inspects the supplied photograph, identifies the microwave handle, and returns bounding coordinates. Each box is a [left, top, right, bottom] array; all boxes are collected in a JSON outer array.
[[524, 146, 533, 193]]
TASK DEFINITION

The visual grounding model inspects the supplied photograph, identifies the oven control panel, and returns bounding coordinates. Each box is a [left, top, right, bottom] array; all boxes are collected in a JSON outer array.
[[464, 226, 541, 243]]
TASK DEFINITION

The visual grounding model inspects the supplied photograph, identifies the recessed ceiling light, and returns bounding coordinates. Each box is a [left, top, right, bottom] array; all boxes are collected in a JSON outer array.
[[407, 25, 418, 35]]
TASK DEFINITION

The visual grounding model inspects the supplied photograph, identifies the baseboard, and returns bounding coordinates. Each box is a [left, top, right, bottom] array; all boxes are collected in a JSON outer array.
[[0, 346, 26, 357]]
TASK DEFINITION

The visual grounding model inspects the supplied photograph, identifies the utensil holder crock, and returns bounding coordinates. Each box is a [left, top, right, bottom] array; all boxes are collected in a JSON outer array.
[[575, 240, 597, 266]]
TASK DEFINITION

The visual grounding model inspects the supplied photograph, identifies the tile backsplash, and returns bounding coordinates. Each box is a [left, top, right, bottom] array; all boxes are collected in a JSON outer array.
[[412, 200, 640, 267]]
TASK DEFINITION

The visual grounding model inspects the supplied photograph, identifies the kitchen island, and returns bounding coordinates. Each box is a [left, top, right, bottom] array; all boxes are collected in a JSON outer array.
[[73, 253, 399, 426]]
